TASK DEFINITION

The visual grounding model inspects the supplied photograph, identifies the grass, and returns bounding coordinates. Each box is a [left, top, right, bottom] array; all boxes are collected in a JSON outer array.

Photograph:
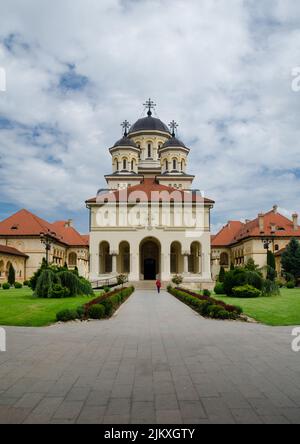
[[214, 288, 300, 326], [0, 287, 97, 327]]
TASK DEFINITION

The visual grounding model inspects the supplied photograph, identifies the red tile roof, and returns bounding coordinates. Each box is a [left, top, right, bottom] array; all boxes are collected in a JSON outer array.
[[0, 245, 28, 258], [86, 179, 214, 204], [212, 209, 300, 247], [0, 210, 88, 247]]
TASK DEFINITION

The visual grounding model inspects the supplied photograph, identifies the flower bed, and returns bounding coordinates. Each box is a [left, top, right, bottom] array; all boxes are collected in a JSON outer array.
[[56, 286, 135, 322], [168, 286, 243, 320]]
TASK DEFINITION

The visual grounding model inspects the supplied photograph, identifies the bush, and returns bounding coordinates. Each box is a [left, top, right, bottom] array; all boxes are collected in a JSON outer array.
[[203, 289, 211, 297], [208, 305, 231, 319], [117, 274, 128, 287], [262, 279, 280, 297], [218, 267, 226, 283], [172, 275, 183, 285], [56, 309, 77, 322], [214, 282, 225, 295], [101, 299, 113, 317], [23, 280, 30, 287], [223, 269, 263, 296], [103, 286, 111, 293], [88, 304, 106, 320], [232, 285, 262, 298], [2, 283, 10, 290], [14, 282, 23, 289], [8, 264, 16, 286], [76, 306, 85, 320], [50, 284, 70, 299], [275, 278, 285, 288], [286, 281, 296, 289], [35, 269, 59, 298]]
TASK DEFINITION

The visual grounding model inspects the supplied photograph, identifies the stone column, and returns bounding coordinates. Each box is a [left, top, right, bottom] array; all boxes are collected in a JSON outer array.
[[111, 252, 118, 275], [183, 251, 189, 275]]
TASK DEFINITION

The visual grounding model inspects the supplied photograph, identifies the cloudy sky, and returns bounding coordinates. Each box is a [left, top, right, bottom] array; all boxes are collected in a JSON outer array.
[[0, 0, 300, 233]]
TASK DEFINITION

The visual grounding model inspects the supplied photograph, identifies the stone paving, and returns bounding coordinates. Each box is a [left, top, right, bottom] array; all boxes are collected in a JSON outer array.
[[0, 290, 300, 424]]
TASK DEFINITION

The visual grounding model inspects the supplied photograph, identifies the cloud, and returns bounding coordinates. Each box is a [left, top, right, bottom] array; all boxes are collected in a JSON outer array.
[[0, 0, 299, 232]]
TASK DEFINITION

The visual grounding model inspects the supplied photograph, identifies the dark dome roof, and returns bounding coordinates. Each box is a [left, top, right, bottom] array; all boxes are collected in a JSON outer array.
[[161, 136, 187, 149], [113, 136, 138, 148], [129, 115, 170, 134]]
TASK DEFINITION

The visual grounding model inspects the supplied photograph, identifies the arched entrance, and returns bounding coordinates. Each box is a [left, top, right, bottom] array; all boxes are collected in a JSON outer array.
[[140, 238, 161, 281]]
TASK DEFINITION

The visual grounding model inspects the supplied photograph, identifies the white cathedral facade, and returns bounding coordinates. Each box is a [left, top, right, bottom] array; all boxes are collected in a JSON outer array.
[[86, 100, 214, 287]]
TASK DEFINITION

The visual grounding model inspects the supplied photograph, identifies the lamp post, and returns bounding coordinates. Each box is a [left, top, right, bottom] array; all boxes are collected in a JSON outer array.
[[40, 231, 56, 265], [262, 237, 273, 252]]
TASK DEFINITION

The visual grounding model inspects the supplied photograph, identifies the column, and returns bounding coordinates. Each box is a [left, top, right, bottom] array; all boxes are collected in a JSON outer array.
[[112, 253, 117, 275], [183, 252, 189, 275]]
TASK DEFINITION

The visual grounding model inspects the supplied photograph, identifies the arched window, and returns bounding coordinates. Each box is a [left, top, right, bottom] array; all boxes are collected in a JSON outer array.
[[148, 144, 152, 159], [220, 252, 229, 266], [173, 159, 177, 171], [181, 160, 184, 171], [131, 160, 134, 171], [165, 160, 168, 171], [123, 159, 127, 170], [68, 252, 77, 267], [0, 260, 4, 277]]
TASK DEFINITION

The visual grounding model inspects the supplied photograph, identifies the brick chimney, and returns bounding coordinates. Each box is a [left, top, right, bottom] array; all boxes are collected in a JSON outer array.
[[65, 219, 73, 228], [273, 205, 278, 214], [258, 213, 264, 233], [292, 213, 298, 231]]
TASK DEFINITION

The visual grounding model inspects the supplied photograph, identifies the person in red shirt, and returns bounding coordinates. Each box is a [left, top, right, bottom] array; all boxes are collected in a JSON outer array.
[[156, 279, 162, 294]]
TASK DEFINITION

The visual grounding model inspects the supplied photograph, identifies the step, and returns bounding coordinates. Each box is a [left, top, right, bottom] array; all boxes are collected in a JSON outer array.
[[130, 281, 169, 290]]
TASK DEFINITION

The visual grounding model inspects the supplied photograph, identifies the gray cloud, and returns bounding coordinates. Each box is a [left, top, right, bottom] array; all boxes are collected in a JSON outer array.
[[0, 0, 299, 232]]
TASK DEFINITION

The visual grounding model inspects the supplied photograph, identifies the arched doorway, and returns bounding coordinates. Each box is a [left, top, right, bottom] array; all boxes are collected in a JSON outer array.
[[188, 242, 202, 274], [140, 238, 161, 281], [99, 241, 112, 274]]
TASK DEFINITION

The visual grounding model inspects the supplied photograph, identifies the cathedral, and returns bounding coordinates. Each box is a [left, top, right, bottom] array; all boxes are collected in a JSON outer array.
[[86, 100, 215, 287]]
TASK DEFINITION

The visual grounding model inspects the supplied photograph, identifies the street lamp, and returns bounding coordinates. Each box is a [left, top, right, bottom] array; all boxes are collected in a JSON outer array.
[[40, 231, 56, 265], [261, 238, 273, 252]]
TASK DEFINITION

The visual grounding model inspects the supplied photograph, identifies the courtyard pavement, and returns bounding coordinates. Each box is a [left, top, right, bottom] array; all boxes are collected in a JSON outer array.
[[0, 290, 300, 424]]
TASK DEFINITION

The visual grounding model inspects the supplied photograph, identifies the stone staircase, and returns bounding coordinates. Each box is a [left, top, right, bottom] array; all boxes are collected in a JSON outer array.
[[130, 281, 169, 291]]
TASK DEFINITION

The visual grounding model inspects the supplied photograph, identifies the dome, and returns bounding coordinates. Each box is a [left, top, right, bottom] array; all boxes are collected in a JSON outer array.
[[161, 136, 187, 149], [128, 115, 170, 135], [112, 136, 138, 149]]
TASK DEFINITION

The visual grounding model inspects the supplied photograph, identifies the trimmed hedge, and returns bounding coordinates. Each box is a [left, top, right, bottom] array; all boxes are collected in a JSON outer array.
[[2, 283, 10, 290], [56, 309, 77, 322], [214, 282, 225, 295], [168, 287, 242, 320], [88, 304, 106, 320]]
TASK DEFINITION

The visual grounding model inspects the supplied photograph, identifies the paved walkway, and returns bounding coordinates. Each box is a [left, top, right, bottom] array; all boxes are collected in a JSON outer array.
[[0, 290, 300, 424]]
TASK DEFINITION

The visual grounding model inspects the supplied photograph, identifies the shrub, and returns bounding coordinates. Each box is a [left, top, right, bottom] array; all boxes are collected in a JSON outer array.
[[56, 309, 77, 322], [14, 282, 23, 289], [8, 264, 16, 286], [275, 278, 285, 288], [23, 280, 30, 287], [262, 279, 280, 297], [223, 269, 263, 296], [214, 282, 225, 295], [58, 271, 93, 297], [35, 269, 59, 298], [232, 285, 262, 298], [172, 275, 183, 285], [76, 306, 85, 320], [88, 304, 106, 320], [50, 284, 70, 299], [101, 299, 113, 317], [103, 286, 111, 293], [203, 289, 211, 297], [117, 274, 128, 287], [2, 283, 10, 290], [219, 267, 226, 283], [286, 281, 296, 289], [208, 305, 231, 320]]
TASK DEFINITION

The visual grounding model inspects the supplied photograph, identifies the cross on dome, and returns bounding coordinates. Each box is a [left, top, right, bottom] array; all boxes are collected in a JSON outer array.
[[121, 120, 131, 136], [143, 98, 156, 116], [169, 120, 179, 137]]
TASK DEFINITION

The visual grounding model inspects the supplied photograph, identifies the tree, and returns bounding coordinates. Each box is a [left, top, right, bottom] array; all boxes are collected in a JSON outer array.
[[219, 267, 226, 283], [8, 263, 16, 286], [281, 238, 300, 281], [245, 258, 260, 272], [267, 251, 276, 281]]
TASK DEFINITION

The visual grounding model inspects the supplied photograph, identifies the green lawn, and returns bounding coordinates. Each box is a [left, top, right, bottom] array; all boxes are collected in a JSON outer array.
[[0, 287, 97, 327], [214, 288, 300, 326]]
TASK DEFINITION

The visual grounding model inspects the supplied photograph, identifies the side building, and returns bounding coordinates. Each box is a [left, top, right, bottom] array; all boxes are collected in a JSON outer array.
[[211, 205, 300, 279], [0, 209, 89, 283]]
